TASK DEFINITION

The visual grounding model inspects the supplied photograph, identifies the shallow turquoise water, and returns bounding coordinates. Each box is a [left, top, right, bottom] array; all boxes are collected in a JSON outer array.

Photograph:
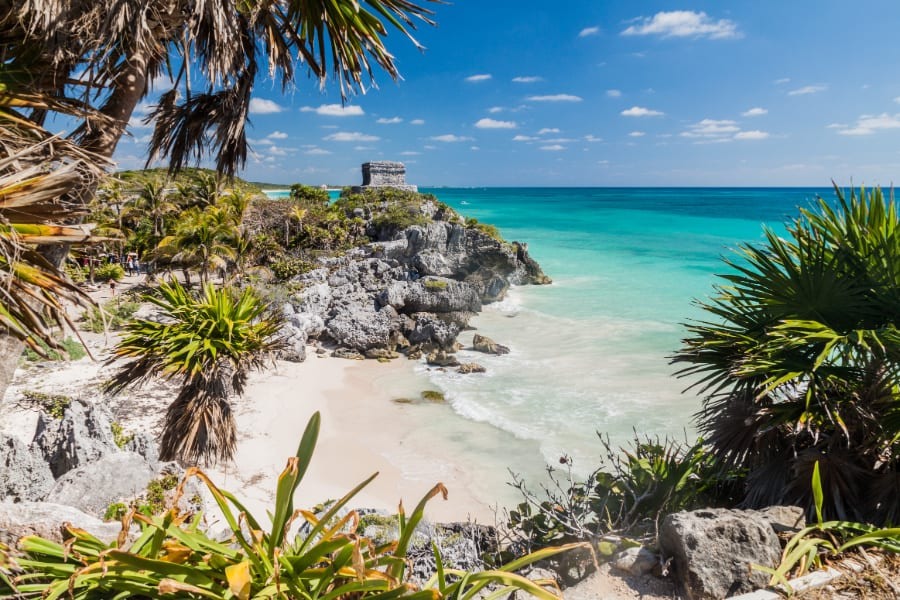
[[386, 188, 831, 478]]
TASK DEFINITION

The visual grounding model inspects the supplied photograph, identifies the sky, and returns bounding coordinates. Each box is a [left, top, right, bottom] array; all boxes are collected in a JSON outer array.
[[114, 1, 900, 187]]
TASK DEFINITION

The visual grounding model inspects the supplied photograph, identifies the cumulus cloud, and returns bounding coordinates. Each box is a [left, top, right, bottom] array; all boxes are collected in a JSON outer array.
[[628, 131, 646, 137], [323, 131, 380, 142], [430, 134, 474, 142], [621, 106, 664, 117], [267, 131, 288, 139], [305, 148, 332, 155], [543, 137, 576, 143], [540, 144, 566, 151], [774, 78, 791, 85], [788, 85, 827, 96], [742, 107, 768, 117], [249, 98, 284, 114], [584, 135, 603, 142], [538, 128, 560, 134], [513, 135, 537, 142], [376, 117, 403, 124], [301, 104, 364, 116], [512, 76, 543, 83], [400, 151, 421, 156], [833, 113, 900, 136], [606, 89, 622, 98], [621, 11, 740, 39], [578, 26, 600, 37], [410, 119, 425, 125], [465, 74, 492, 82], [734, 130, 769, 140], [681, 119, 740, 140], [527, 94, 583, 102], [475, 118, 517, 129]]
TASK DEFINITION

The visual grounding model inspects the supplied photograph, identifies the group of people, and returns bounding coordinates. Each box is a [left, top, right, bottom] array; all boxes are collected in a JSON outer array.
[[78, 251, 142, 275]]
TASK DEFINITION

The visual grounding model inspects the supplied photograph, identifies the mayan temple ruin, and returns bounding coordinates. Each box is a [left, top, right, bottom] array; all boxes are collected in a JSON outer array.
[[353, 161, 417, 192]]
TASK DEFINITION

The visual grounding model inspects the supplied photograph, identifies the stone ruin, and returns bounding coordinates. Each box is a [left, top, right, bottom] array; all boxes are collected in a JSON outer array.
[[353, 161, 417, 192]]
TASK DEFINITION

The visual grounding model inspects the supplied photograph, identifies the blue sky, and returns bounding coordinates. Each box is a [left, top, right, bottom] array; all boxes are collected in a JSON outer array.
[[115, 1, 900, 187]]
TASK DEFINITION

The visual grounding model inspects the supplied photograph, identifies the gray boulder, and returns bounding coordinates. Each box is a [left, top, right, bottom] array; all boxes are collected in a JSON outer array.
[[660, 508, 782, 599], [0, 433, 54, 502], [290, 312, 326, 338], [405, 313, 464, 350], [326, 306, 395, 351], [758, 505, 805, 533], [379, 279, 481, 314], [457, 363, 486, 374], [0, 501, 128, 545], [124, 431, 159, 470], [472, 333, 510, 355], [46, 452, 157, 516], [611, 546, 658, 576], [279, 323, 308, 363], [33, 399, 120, 478]]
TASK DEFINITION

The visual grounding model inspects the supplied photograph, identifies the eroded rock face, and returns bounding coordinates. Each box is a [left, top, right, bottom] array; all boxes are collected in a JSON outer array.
[[0, 433, 54, 502], [46, 452, 157, 515], [0, 502, 127, 545], [33, 399, 120, 478], [472, 334, 510, 355], [659, 508, 782, 600]]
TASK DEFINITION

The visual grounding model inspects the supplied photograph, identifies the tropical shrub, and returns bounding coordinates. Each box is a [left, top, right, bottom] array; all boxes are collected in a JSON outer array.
[[94, 262, 125, 282], [105, 280, 284, 465], [270, 257, 315, 281], [672, 186, 900, 524], [19, 390, 73, 419], [1, 412, 582, 599], [464, 218, 502, 241], [290, 183, 330, 205]]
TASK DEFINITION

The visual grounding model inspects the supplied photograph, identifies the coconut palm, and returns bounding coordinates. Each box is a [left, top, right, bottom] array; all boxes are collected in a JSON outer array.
[[672, 185, 900, 524], [0, 0, 438, 401], [106, 279, 283, 464], [158, 206, 238, 285]]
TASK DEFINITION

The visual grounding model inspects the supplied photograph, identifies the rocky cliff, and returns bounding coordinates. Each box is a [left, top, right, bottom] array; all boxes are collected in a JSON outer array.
[[278, 195, 550, 360]]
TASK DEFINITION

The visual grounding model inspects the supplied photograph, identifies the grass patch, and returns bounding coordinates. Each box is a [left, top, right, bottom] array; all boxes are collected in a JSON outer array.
[[424, 279, 448, 291], [22, 337, 87, 362], [110, 422, 133, 449], [20, 390, 73, 419]]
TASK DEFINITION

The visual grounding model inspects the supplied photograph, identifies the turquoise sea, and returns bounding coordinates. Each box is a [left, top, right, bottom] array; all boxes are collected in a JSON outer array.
[[364, 187, 833, 504]]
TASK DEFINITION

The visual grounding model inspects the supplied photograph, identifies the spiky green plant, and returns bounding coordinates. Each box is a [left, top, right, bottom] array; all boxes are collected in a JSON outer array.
[[1, 412, 584, 599], [673, 185, 900, 524], [105, 279, 283, 465]]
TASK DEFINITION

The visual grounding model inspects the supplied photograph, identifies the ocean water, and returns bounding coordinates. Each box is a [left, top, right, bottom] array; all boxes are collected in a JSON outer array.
[[365, 187, 832, 504]]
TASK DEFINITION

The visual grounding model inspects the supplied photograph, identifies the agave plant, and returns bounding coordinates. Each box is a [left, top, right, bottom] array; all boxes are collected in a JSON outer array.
[[2, 412, 584, 599], [105, 279, 284, 464], [673, 185, 900, 524]]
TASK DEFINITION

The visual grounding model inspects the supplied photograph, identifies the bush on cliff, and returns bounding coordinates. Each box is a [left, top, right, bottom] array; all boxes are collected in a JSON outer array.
[[672, 185, 900, 525]]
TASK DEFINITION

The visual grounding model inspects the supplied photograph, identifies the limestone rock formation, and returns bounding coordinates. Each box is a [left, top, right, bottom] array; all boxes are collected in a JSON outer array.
[[46, 452, 158, 515], [0, 433, 54, 502], [457, 363, 486, 374], [659, 508, 782, 599], [472, 334, 510, 355], [0, 501, 128, 545], [33, 398, 120, 478]]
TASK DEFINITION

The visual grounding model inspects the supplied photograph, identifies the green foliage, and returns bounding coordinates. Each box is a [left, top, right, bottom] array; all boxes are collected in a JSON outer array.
[[507, 436, 734, 552], [103, 473, 182, 522], [80, 300, 140, 334], [103, 502, 128, 522], [4, 412, 581, 600], [94, 262, 125, 282], [424, 279, 448, 291], [20, 390, 72, 419], [672, 185, 900, 524], [755, 462, 900, 591], [269, 257, 314, 281], [465, 217, 502, 241], [63, 261, 87, 284], [105, 280, 284, 464], [110, 422, 133, 449], [289, 183, 330, 204], [22, 337, 87, 362]]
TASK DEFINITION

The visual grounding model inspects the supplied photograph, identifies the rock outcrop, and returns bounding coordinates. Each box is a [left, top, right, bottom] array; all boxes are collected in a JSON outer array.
[[0, 433, 54, 502], [659, 508, 783, 599], [280, 197, 549, 359], [46, 452, 157, 514], [0, 502, 128, 545], [33, 398, 120, 478], [472, 334, 510, 355]]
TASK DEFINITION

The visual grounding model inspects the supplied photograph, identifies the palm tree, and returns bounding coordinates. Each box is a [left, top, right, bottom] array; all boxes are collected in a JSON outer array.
[[0, 0, 439, 401], [672, 186, 900, 524], [106, 280, 283, 464]]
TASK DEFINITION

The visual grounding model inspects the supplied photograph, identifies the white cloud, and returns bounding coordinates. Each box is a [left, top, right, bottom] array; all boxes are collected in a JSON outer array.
[[267, 131, 288, 139], [734, 130, 770, 140], [538, 128, 560, 135], [543, 137, 576, 143], [578, 26, 601, 38], [400, 151, 421, 156], [512, 76, 543, 83], [894, 97, 900, 104], [488, 106, 504, 114], [606, 89, 622, 98], [323, 131, 380, 142], [128, 116, 151, 130], [774, 78, 791, 85], [470, 146, 480, 151], [267, 145, 290, 156], [352, 146, 374, 151], [301, 104, 364, 116], [475, 118, 517, 129], [410, 119, 425, 125], [681, 119, 740, 139], [527, 94, 583, 102], [305, 148, 332, 155], [465, 74, 492, 82], [249, 98, 284, 114], [430, 134, 474, 142], [788, 85, 827, 96], [742, 107, 768, 117], [376, 117, 403, 124], [513, 135, 537, 142], [833, 113, 900, 136], [540, 144, 566, 151], [621, 11, 740, 40], [621, 106, 664, 117], [628, 131, 646, 137], [584, 135, 603, 142]]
